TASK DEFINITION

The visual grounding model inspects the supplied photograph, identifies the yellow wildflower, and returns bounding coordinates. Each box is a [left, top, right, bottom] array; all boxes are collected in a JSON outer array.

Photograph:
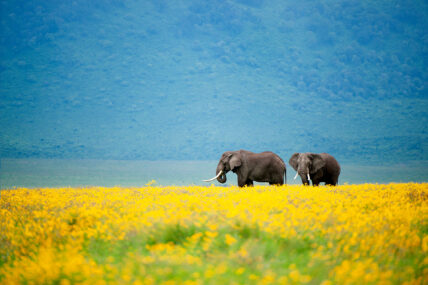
[[225, 234, 237, 246]]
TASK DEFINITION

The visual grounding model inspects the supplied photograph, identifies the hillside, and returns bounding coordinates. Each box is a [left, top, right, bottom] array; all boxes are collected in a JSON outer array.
[[1, 0, 427, 161]]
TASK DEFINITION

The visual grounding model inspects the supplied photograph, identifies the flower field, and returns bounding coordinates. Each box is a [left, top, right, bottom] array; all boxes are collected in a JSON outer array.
[[0, 183, 427, 284]]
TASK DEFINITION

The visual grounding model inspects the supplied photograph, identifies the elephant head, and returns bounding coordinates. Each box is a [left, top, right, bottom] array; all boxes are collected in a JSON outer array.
[[203, 151, 242, 184], [289, 153, 325, 185]]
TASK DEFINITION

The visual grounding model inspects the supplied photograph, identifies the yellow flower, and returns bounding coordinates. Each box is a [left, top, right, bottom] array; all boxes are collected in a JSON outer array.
[[225, 234, 237, 246], [422, 235, 428, 252], [205, 231, 218, 238], [60, 279, 71, 285], [208, 224, 218, 231], [215, 263, 227, 275], [249, 274, 259, 280], [204, 268, 215, 279], [289, 270, 300, 282]]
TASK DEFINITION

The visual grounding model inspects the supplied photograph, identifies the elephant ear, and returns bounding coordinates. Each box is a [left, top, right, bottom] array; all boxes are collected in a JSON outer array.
[[311, 154, 325, 174], [229, 153, 242, 171], [289, 153, 300, 171]]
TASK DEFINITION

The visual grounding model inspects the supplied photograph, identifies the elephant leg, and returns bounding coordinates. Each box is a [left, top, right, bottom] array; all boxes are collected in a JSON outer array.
[[311, 173, 323, 186], [245, 179, 254, 187], [270, 175, 284, 185], [237, 176, 248, 187], [323, 175, 338, 186]]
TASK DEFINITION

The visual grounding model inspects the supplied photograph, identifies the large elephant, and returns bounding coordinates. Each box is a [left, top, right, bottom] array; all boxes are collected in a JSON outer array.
[[204, 150, 286, 187], [289, 153, 340, 186]]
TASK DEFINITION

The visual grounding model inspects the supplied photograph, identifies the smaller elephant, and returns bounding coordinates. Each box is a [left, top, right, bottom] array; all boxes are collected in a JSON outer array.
[[289, 152, 340, 186], [203, 150, 286, 187]]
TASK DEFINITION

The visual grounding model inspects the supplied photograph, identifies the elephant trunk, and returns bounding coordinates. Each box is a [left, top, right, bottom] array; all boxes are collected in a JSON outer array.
[[301, 175, 310, 185], [298, 167, 311, 186], [216, 163, 227, 183]]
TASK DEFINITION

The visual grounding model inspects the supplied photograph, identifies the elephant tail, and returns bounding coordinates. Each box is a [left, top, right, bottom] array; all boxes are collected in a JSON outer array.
[[284, 168, 287, 185]]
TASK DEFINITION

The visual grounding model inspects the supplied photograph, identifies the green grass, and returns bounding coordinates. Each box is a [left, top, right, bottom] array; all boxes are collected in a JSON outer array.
[[83, 224, 328, 284]]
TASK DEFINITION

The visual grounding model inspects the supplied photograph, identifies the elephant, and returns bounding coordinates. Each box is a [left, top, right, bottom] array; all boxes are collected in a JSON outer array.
[[203, 150, 286, 187], [289, 153, 340, 186]]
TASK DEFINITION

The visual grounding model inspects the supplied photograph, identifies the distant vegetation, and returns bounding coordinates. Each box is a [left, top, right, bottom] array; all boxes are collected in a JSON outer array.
[[0, 0, 427, 161]]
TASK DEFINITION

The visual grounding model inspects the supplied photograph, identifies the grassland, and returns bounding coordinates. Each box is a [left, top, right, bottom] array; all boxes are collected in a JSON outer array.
[[0, 183, 427, 284]]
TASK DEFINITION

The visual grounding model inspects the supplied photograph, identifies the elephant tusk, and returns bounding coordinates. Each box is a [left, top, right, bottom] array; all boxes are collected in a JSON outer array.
[[294, 173, 299, 180], [203, 171, 223, 182], [307, 174, 311, 181]]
